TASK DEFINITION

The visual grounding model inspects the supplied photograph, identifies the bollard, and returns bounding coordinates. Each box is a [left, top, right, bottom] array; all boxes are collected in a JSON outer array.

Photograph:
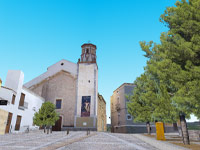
[[25, 126, 29, 133], [50, 126, 52, 134], [67, 129, 69, 135]]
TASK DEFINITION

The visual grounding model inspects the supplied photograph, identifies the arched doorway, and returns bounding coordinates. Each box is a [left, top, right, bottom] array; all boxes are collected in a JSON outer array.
[[52, 116, 62, 131]]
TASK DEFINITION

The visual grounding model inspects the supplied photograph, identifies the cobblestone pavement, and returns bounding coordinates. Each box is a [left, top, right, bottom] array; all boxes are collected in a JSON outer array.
[[59, 132, 158, 150], [0, 131, 186, 150]]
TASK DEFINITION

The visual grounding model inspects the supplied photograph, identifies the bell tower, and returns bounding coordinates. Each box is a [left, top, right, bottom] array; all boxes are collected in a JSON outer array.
[[75, 43, 98, 130], [80, 43, 97, 63]]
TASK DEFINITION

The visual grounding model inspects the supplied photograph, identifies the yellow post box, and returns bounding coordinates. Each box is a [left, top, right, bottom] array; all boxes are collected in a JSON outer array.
[[156, 122, 166, 141]]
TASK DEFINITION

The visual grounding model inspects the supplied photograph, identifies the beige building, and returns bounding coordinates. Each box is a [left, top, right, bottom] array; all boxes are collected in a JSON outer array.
[[111, 83, 142, 133], [0, 78, 6, 135], [97, 94, 107, 132], [111, 83, 178, 133], [24, 43, 106, 131], [27, 69, 77, 130]]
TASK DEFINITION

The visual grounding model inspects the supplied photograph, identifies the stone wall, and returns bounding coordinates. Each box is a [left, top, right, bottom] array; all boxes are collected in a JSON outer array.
[[114, 125, 179, 134], [0, 109, 8, 135], [111, 83, 135, 131], [97, 94, 106, 131], [188, 130, 200, 141], [76, 63, 98, 118], [30, 71, 77, 127]]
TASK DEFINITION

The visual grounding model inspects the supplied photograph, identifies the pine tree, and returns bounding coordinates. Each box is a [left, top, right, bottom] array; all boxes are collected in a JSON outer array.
[[128, 0, 200, 144]]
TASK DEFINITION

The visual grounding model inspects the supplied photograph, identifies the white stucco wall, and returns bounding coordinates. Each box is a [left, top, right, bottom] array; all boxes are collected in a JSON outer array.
[[19, 87, 44, 131], [0, 87, 16, 104], [5, 70, 24, 93], [76, 63, 98, 117]]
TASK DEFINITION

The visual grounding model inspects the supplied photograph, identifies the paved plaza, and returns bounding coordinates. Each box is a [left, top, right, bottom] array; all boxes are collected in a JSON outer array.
[[0, 131, 187, 150]]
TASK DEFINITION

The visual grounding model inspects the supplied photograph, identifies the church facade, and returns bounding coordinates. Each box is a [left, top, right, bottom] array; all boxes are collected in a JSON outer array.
[[24, 43, 106, 131]]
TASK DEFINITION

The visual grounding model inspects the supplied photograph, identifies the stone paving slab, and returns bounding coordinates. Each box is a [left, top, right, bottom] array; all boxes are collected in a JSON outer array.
[[0, 131, 88, 150], [133, 134, 189, 150], [59, 132, 158, 150], [0, 131, 191, 150]]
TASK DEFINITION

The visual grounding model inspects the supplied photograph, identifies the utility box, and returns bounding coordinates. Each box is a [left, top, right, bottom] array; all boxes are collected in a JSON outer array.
[[156, 122, 166, 141]]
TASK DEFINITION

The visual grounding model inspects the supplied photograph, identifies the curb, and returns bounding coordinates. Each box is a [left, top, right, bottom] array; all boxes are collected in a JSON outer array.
[[132, 134, 189, 150]]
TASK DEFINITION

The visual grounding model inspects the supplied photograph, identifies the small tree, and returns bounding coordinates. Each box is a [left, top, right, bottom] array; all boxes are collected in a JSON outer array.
[[33, 102, 59, 134]]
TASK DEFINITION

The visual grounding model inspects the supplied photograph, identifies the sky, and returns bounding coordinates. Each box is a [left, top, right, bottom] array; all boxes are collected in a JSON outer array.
[[0, 0, 198, 123]]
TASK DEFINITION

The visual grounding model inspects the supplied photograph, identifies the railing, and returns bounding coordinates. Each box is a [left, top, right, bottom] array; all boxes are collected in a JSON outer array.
[[18, 102, 28, 110]]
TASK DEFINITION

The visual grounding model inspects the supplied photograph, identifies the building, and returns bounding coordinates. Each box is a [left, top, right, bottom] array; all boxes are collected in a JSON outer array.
[[111, 83, 137, 133], [24, 43, 106, 131], [0, 70, 44, 135], [111, 83, 179, 133], [97, 94, 107, 131], [110, 83, 149, 133]]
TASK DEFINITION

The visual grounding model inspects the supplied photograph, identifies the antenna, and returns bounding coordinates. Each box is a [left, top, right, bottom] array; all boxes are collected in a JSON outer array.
[[88, 40, 91, 44]]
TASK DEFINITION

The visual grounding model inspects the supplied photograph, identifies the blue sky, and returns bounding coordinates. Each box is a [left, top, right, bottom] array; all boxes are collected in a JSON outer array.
[[0, 0, 197, 123]]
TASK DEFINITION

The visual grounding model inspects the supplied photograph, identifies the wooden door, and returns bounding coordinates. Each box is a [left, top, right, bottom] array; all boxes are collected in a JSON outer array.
[[15, 115, 22, 131], [5, 113, 13, 133], [52, 116, 62, 131]]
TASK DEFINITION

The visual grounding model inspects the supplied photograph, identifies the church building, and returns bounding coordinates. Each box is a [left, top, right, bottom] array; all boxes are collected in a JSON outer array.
[[24, 43, 106, 131]]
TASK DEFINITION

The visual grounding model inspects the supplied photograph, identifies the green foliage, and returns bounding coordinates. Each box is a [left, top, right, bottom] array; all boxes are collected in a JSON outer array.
[[128, 0, 200, 123], [33, 102, 59, 127], [128, 72, 178, 123]]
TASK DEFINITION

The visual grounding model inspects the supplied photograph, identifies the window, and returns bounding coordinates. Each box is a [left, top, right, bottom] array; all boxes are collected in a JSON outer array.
[[56, 99, 62, 109], [11, 94, 16, 104], [117, 97, 120, 104], [126, 97, 130, 102], [127, 114, 132, 120], [19, 93, 25, 107]]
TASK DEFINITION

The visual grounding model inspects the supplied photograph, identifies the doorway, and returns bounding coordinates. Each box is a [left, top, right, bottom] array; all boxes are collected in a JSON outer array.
[[52, 116, 62, 131], [15, 115, 22, 131], [5, 112, 13, 133]]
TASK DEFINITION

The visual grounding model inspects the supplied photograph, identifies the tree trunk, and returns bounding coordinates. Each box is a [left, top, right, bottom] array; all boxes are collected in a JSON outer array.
[[180, 114, 190, 145], [47, 126, 49, 134], [146, 122, 151, 135], [44, 125, 46, 133], [163, 123, 166, 133]]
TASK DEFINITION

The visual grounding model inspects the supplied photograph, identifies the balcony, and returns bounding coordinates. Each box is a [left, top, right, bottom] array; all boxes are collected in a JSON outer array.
[[18, 102, 28, 110]]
